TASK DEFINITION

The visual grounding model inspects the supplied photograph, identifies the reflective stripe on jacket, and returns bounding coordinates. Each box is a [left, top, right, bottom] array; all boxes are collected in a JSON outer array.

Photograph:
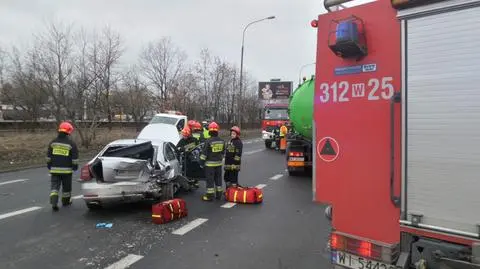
[[224, 138, 243, 171], [47, 134, 78, 175], [200, 136, 225, 167]]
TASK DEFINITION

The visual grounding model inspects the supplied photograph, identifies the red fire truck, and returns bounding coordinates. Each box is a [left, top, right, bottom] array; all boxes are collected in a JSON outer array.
[[312, 0, 480, 268], [261, 102, 289, 149]]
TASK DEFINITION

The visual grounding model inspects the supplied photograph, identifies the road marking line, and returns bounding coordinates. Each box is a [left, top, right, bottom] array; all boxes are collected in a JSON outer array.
[[221, 202, 236, 208], [244, 149, 264, 155], [72, 195, 83, 200], [270, 174, 283, 180], [0, 179, 29, 186], [0, 206, 42, 221], [172, 218, 208, 235], [256, 184, 267, 189], [104, 254, 144, 269]]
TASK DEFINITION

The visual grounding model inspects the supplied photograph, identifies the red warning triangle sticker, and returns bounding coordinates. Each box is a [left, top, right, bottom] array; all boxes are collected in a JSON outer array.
[[320, 139, 336, 156], [317, 137, 339, 162]]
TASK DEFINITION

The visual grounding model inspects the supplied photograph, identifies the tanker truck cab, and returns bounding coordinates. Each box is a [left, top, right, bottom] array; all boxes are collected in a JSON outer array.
[[261, 103, 289, 149], [313, 0, 480, 269]]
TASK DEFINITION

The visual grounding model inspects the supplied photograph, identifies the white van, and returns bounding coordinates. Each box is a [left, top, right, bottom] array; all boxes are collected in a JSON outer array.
[[149, 113, 187, 132]]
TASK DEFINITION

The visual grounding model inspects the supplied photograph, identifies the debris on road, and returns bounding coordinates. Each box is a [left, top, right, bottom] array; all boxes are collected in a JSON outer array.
[[96, 223, 113, 228]]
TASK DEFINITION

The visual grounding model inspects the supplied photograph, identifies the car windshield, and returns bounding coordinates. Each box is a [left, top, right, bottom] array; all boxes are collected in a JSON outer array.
[[149, 116, 178, 125], [264, 108, 289, 120]]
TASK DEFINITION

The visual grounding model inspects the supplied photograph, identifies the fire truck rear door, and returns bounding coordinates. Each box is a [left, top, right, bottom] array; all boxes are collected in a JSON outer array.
[[401, 0, 480, 238]]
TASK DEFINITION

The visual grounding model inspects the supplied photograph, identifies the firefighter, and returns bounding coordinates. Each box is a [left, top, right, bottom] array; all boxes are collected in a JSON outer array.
[[279, 123, 288, 153], [187, 120, 196, 131], [199, 122, 225, 201], [191, 121, 205, 143], [273, 123, 282, 150], [202, 120, 211, 139], [46, 121, 79, 211], [224, 126, 243, 188], [176, 127, 198, 154], [176, 127, 200, 188]]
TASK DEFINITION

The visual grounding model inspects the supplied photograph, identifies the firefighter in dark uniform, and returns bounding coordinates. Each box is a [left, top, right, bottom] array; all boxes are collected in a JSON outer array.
[[273, 123, 282, 150], [176, 127, 200, 188], [224, 126, 243, 188], [199, 122, 225, 201], [176, 127, 198, 154], [46, 121, 79, 211], [191, 121, 205, 143]]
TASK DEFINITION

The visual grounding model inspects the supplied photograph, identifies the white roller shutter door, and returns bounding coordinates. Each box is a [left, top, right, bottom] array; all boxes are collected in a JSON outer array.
[[406, 5, 480, 236]]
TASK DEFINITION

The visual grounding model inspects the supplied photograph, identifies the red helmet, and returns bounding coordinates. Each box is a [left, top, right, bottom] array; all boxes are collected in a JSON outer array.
[[58, 121, 74, 135], [193, 121, 202, 131], [208, 122, 219, 132], [187, 120, 196, 129], [230, 126, 240, 136], [181, 127, 191, 137]]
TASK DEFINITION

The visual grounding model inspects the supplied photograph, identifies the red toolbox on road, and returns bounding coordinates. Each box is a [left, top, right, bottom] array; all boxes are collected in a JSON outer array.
[[225, 186, 263, 204], [152, 198, 188, 224]]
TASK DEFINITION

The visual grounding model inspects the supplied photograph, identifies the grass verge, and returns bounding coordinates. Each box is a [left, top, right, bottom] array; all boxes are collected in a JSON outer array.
[[0, 128, 260, 173]]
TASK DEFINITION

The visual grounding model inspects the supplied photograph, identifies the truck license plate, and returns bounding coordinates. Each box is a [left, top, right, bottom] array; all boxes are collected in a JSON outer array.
[[332, 251, 400, 269], [289, 157, 304, 161]]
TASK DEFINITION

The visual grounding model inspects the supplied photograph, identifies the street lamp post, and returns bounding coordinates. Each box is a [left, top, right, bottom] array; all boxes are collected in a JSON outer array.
[[238, 15, 276, 128], [298, 62, 316, 86]]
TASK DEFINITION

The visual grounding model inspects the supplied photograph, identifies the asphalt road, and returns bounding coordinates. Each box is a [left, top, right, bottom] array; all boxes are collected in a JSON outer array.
[[0, 138, 332, 269]]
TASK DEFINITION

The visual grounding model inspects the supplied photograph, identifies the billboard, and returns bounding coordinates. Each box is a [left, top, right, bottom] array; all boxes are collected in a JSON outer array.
[[258, 81, 292, 100]]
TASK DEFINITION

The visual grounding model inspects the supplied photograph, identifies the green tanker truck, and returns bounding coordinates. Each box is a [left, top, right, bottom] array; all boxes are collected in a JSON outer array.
[[286, 76, 314, 176]]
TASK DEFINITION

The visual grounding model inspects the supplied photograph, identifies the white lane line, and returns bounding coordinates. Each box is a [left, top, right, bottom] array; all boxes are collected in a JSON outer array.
[[72, 195, 83, 200], [270, 174, 283, 180], [0, 179, 29, 186], [104, 254, 144, 269], [244, 149, 264, 155], [221, 202, 237, 208], [256, 184, 267, 189], [0, 206, 42, 221], [172, 218, 208, 235]]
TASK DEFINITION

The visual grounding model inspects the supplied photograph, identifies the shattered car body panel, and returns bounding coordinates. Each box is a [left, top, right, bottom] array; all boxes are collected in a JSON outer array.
[[80, 138, 194, 209]]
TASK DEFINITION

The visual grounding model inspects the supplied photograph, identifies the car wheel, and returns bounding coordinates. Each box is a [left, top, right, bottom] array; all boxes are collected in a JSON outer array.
[[163, 184, 174, 200], [265, 141, 272, 149], [288, 170, 302, 177], [85, 202, 102, 210]]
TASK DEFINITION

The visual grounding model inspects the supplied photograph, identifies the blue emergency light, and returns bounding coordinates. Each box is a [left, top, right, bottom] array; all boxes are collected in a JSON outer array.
[[336, 21, 359, 43], [328, 15, 367, 60]]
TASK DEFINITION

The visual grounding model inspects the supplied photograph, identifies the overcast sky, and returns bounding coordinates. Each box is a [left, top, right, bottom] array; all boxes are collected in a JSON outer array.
[[0, 0, 373, 85]]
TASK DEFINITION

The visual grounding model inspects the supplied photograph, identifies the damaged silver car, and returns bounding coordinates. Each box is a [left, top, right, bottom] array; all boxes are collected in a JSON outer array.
[[79, 138, 195, 210]]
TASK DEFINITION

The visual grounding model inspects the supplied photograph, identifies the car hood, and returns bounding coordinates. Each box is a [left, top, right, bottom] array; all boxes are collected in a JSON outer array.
[[137, 123, 181, 144]]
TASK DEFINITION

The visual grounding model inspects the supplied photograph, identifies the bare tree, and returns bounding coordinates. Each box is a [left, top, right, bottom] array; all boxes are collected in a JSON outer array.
[[33, 20, 76, 122], [140, 37, 187, 111], [121, 65, 152, 128], [96, 26, 124, 124], [69, 28, 103, 148], [2, 46, 49, 122]]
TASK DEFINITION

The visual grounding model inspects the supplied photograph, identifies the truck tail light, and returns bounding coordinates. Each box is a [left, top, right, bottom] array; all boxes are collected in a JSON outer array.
[[329, 232, 399, 264], [289, 152, 304, 157], [80, 164, 92, 181]]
